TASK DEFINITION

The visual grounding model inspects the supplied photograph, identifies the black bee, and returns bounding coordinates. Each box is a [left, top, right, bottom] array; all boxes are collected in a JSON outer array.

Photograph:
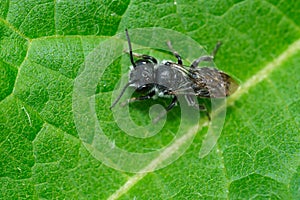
[[110, 29, 238, 121]]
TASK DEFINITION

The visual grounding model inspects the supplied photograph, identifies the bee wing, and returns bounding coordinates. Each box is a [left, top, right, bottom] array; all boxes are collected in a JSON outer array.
[[189, 67, 238, 98], [219, 72, 239, 96]]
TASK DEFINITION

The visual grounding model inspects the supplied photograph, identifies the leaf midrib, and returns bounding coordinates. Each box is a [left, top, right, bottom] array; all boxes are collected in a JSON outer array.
[[106, 38, 300, 200]]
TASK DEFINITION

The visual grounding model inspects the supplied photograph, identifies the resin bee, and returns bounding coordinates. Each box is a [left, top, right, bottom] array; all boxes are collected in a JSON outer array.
[[110, 29, 238, 121]]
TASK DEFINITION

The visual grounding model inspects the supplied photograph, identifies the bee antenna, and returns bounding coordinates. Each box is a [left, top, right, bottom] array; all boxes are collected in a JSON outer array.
[[125, 29, 136, 68], [110, 80, 136, 109], [211, 41, 222, 58]]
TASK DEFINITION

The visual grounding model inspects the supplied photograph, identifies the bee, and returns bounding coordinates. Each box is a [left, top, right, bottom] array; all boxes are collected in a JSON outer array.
[[110, 29, 238, 122]]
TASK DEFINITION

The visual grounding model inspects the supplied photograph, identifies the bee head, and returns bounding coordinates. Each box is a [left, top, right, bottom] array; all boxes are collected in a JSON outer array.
[[129, 59, 155, 91]]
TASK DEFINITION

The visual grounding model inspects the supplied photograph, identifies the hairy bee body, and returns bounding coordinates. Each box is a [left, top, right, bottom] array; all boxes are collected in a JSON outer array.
[[110, 29, 238, 121]]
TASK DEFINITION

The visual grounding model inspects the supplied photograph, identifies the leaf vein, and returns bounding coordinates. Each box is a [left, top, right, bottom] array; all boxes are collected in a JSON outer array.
[[107, 38, 300, 200]]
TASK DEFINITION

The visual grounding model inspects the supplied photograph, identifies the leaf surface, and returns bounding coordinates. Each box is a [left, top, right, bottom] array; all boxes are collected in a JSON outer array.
[[0, 0, 299, 199]]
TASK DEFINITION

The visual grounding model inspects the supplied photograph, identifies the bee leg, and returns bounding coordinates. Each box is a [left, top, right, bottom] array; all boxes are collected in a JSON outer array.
[[123, 50, 158, 64], [152, 96, 178, 123], [190, 56, 214, 68], [166, 41, 183, 65], [198, 104, 211, 121], [211, 41, 222, 58], [190, 42, 222, 68], [140, 55, 158, 64], [181, 94, 211, 120], [184, 94, 198, 107], [120, 90, 155, 107], [166, 96, 178, 111]]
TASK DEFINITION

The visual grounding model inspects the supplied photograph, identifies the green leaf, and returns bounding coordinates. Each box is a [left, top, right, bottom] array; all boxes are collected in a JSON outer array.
[[1, 0, 299, 199]]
